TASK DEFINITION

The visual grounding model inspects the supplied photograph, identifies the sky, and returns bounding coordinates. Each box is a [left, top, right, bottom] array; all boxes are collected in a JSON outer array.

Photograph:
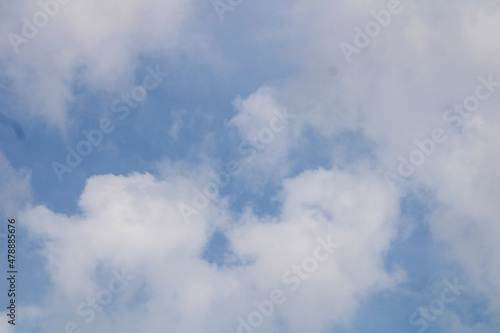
[[0, 0, 499, 332]]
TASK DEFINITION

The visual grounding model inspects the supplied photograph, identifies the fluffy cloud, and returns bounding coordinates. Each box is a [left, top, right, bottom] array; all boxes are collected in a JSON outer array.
[[225, 0, 500, 327], [422, 118, 500, 314], [229, 86, 297, 185], [21, 171, 226, 332], [20, 163, 402, 332], [227, 166, 403, 332], [4, 0, 500, 331], [0, 0, 198, 128]]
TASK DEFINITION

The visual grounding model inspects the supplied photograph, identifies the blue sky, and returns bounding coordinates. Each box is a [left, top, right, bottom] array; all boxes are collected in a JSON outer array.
[[0, 0, 499, 332]]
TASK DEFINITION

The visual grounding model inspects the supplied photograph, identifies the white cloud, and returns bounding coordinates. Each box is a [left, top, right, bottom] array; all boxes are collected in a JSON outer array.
[[0, 151, 31, 218], [0, 318, 15, 333], [229, 86, 297, 186], [5, 0, 500, 330], [0, 0, 198, 129], [421, 119, 500, 313], [20, 163, 403, 332], [227, 166, 404, 332], [225, 0, 500, 325]]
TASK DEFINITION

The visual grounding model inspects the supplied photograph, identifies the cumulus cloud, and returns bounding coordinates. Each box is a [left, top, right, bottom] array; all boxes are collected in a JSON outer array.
[[224, 0, 500, 326], [227, 166, 404, 332], [21, 171, 226, 332], [19, 163, 403, 332]]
